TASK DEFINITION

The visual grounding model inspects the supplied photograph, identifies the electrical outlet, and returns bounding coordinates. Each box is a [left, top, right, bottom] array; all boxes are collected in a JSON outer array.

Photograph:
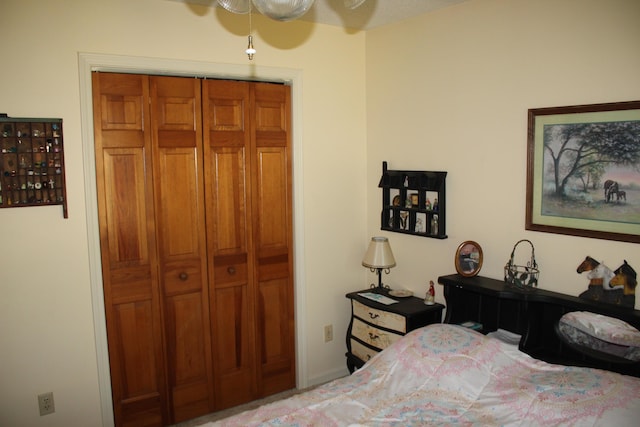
[[324, 324, 333, 342], [38, 392, 55, 416]]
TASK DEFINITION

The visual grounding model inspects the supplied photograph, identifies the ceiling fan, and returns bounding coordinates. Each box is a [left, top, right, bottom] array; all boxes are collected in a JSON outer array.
[[217, 0, 368, 59], [218, 0, 367, 22]]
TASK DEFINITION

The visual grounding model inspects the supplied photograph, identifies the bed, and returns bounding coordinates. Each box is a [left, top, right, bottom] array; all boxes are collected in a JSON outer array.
[[202, 323, 640, 426]]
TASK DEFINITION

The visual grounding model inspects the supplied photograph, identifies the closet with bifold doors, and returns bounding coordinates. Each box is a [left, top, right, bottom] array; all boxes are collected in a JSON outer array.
[[92, 72, 295, 426]]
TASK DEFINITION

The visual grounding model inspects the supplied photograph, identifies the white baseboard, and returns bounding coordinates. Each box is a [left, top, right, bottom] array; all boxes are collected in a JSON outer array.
[[307, 366, 350, 388]]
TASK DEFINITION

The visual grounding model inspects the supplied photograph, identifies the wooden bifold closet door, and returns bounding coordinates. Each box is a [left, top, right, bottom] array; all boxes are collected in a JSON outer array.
[[92, 72, 294, 427]]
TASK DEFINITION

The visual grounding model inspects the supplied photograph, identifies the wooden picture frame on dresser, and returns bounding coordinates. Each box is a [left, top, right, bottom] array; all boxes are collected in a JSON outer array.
[[345, 290, 444, 373]]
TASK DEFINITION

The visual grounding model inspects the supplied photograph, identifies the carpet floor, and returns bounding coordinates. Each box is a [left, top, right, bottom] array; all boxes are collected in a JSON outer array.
[[169, 385, 318, 426]]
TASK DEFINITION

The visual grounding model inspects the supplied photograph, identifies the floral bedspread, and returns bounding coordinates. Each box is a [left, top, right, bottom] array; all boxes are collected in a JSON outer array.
[[203, 324, 640, 426]]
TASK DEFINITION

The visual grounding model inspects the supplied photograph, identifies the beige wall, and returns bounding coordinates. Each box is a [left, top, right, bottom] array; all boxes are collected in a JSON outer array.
[[366, 0, 640, 306], [0, 1, 366, 426], [1, 0, 639, 426]]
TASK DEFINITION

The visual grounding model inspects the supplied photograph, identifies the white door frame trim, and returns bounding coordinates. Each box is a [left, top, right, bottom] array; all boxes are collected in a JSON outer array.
[[77, 52, 307, 427]]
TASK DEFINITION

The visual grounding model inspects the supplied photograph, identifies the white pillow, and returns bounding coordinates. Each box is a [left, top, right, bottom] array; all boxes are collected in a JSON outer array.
[[559, 311, 640, 347]]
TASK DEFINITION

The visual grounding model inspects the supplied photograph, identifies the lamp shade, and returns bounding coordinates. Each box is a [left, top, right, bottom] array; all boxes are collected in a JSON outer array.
[[362, 237, 396, 269]]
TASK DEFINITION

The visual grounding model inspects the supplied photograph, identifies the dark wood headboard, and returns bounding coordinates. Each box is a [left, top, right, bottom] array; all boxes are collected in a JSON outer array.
[[438, 274, 640, 377]]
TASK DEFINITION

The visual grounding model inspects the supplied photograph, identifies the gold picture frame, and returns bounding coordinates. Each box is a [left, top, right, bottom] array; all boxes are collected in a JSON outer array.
[[455, 241, 483, 277]]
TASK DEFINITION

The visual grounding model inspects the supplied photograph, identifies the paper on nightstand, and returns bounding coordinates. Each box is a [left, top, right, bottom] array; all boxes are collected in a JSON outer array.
[[357, 292, 399, 305]]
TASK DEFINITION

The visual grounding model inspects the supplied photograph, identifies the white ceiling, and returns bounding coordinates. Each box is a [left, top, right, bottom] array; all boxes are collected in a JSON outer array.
[[168, 0, 469, 30]]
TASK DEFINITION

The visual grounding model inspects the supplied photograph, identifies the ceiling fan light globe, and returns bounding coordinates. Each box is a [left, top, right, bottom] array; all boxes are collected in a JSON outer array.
[[344, 0, 366, 9], [217, 0, 251, 14], [251, 0, 315, 21]]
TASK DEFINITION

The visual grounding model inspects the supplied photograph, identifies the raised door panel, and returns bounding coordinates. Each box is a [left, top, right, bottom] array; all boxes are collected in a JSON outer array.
[[252, 83, 291, 259], [101, 149, 149, 269], [113, 302, 161, 397], [255, 148, 288, 250], [208, 148, 247, 254], [251, 83, 295, 396], [92, 72, 167, 427], [202, 79, 257, 409], [211, 285, 255, 409], [163, 293, 210, 421], [256, 277, 294, 395], [203, 80, 250, 256], [150, 76, 213, 423]]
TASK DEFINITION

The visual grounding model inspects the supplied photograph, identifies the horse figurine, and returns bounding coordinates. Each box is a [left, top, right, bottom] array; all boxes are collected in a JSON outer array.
[[576, 256, 614, 288], [577, 257, 636, 307], [577, 255, 599, 274], [589, 263, 616, 289], [610, 260, 637, 296]]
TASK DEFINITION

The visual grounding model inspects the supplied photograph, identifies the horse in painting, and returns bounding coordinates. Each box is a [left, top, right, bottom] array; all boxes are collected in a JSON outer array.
[[604, 179, 620, 203]]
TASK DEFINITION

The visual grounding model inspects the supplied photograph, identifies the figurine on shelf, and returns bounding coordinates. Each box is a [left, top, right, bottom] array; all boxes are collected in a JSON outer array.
[[400, 211, 409, 230], [425, 280, 435, 305], [430, 214, 439, 236]]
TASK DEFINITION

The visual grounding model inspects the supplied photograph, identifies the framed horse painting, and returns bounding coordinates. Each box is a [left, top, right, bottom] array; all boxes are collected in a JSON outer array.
[[526, 100, 640, 243]]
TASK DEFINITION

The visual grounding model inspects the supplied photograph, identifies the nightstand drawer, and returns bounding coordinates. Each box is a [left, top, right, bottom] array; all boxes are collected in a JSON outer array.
[[352, 300, 406, 333], [350, 338, 378, 363], [346, 289, 445, 374], [352, 317, 403, 350]]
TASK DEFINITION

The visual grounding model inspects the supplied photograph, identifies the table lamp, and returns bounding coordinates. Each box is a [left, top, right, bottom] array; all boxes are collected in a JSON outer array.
[[362, 236, 396, 290]]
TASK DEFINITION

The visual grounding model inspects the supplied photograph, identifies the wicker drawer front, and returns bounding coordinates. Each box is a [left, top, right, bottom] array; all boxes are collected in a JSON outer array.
[[350, 338, 379, 363], [351, 317, 403, 350], [353, 300, 406, 333]]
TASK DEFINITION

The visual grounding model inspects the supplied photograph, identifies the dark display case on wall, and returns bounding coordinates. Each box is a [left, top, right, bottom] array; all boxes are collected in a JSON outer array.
[[0, 116, 68, 218], [379, 161, 446, 238]]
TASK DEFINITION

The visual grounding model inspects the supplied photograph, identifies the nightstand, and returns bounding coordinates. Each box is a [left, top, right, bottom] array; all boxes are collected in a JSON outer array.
[[345, 289, 445, 373]]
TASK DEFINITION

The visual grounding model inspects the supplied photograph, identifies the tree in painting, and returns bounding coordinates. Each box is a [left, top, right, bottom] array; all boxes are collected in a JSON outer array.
[[544, 121, 640, 198]]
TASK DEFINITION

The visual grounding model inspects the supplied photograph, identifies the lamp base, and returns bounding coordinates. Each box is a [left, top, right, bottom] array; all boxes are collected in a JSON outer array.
[[369, 268, 390, 290]]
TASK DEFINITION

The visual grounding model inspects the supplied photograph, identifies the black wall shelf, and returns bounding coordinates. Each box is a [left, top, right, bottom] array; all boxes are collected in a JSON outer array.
[[378, 161, 446, 239]]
